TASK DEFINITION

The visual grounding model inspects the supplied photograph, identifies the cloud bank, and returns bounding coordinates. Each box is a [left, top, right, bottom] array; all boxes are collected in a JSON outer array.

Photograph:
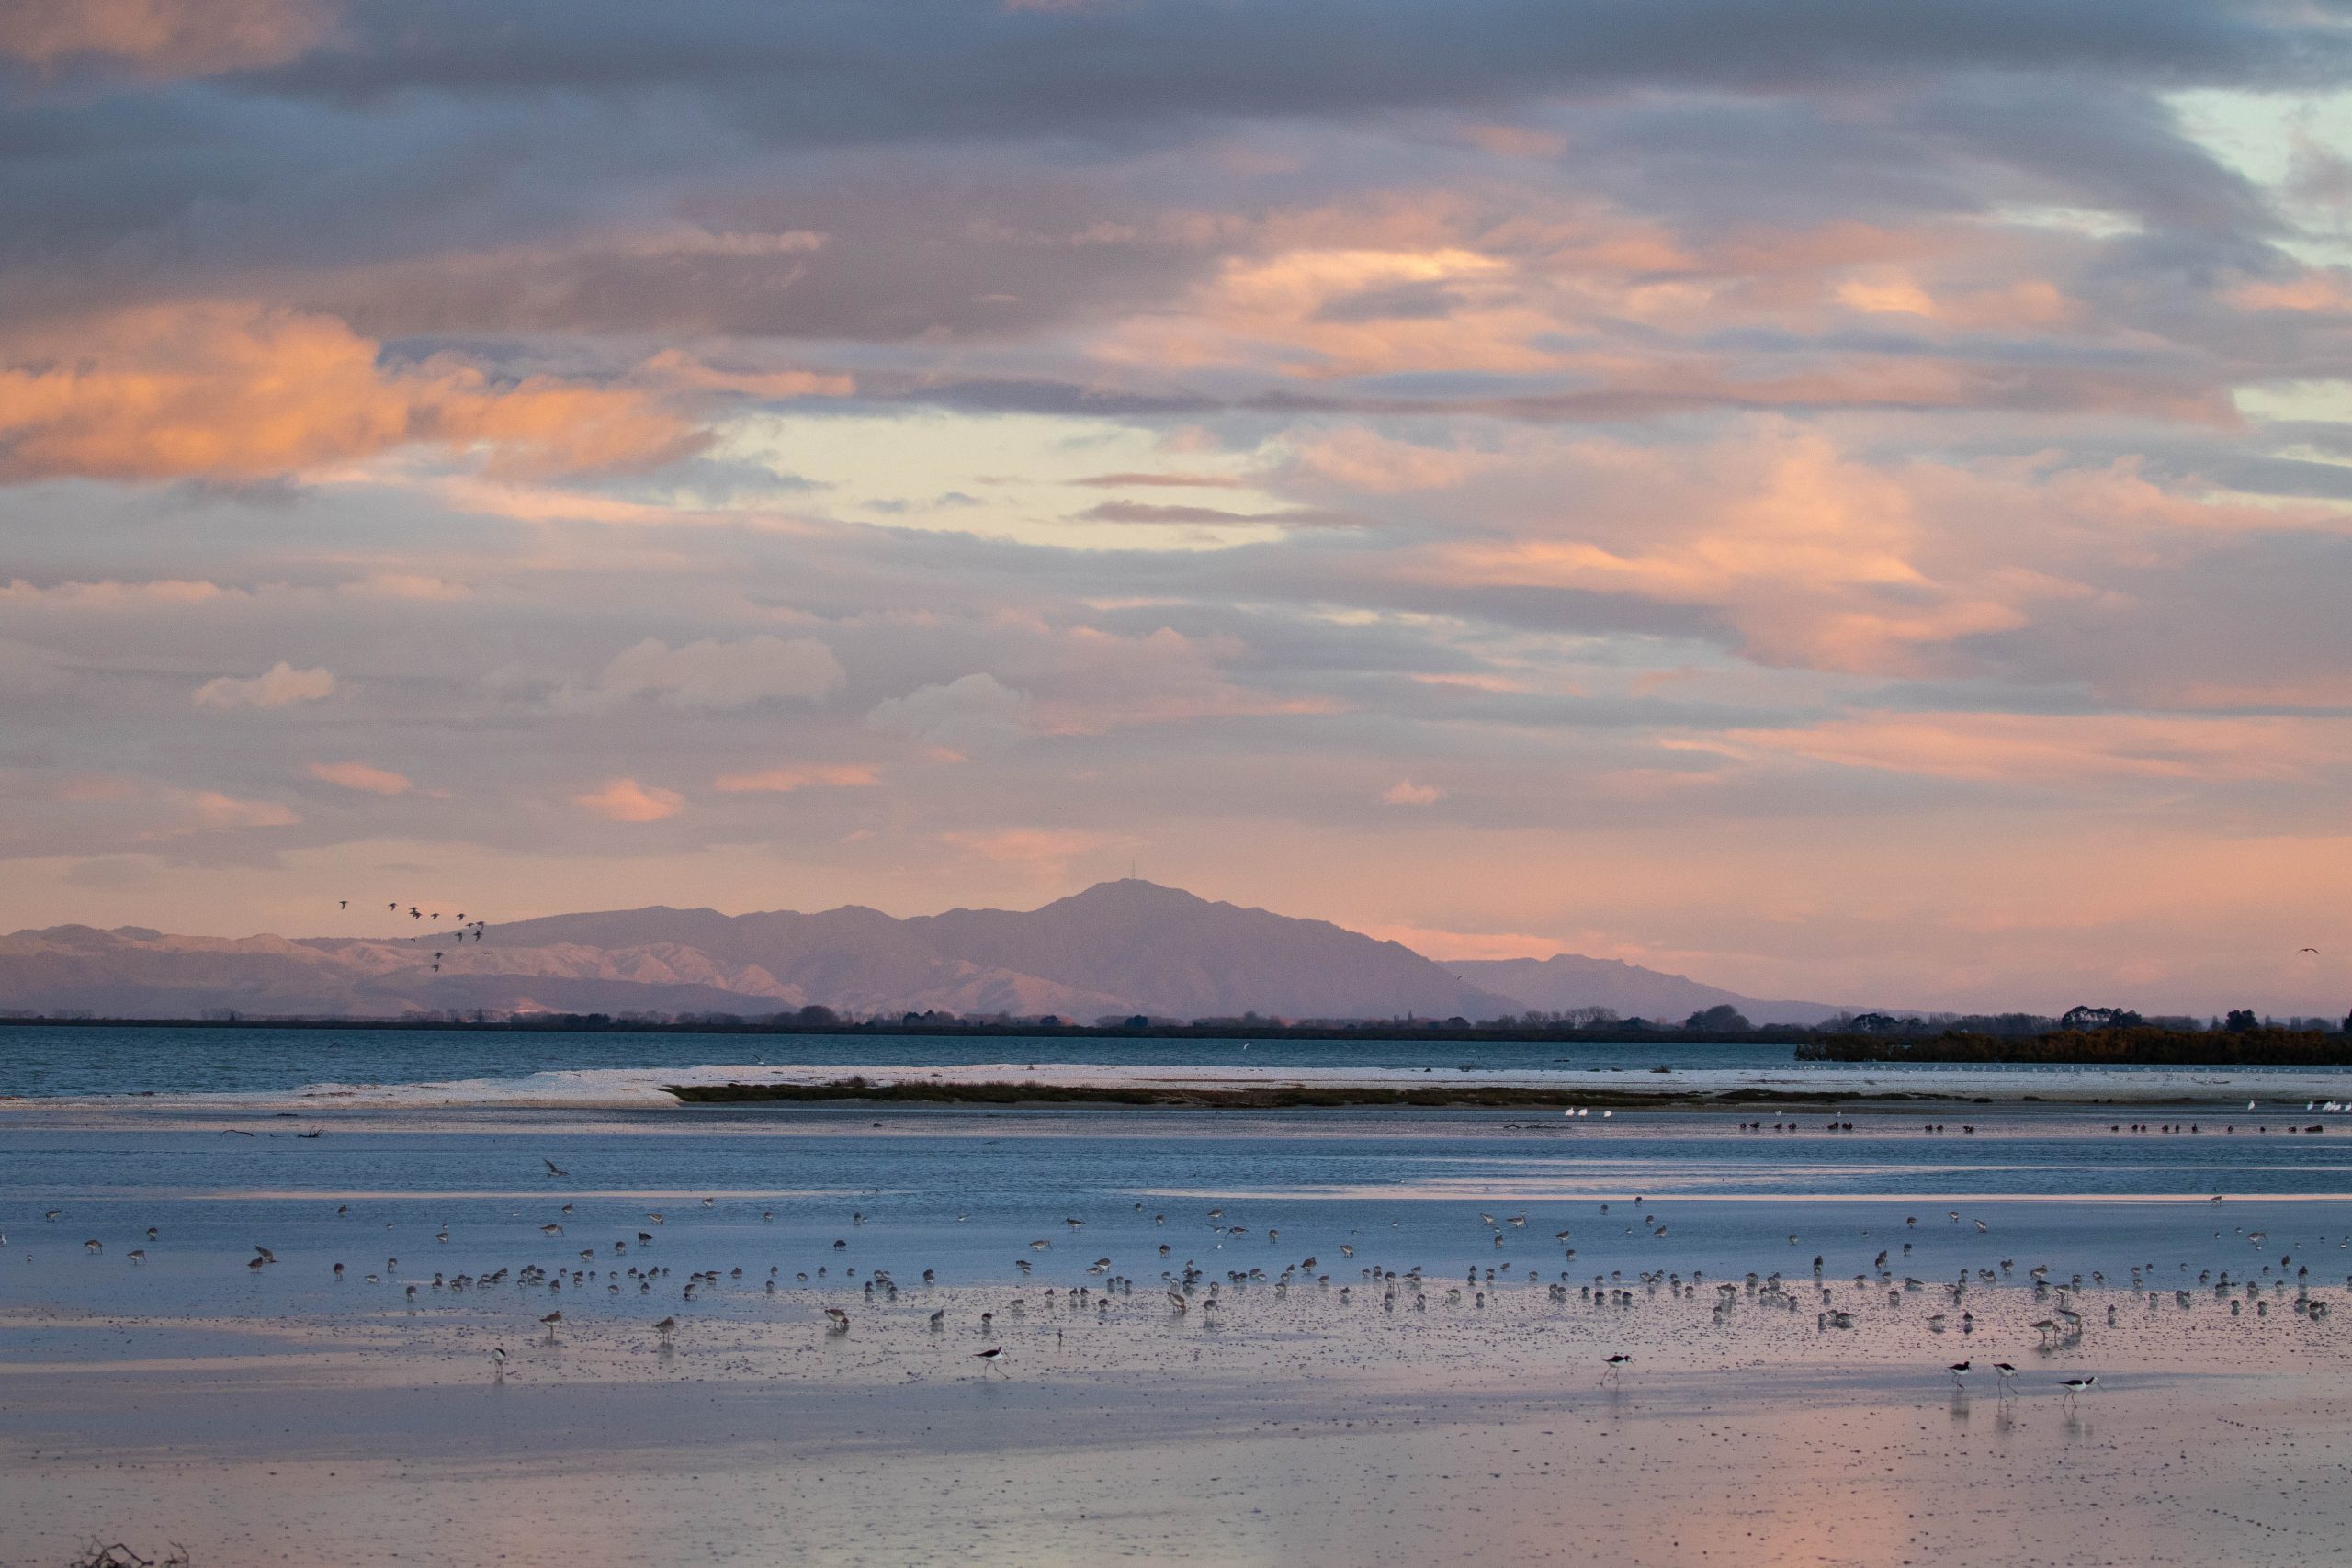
[[4, 0, 2351, 1012]]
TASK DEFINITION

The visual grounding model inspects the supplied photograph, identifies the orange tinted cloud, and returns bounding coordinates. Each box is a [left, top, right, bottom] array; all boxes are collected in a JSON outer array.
[[941, 828, 1120, 869], [572, 778, 684, 822], [1724, 712, 2347, 785], [1433, 424, 2031, 673], [0, 303, 697, 483], [2228, 270, 2352, 314], [712, 763, 881, 793], [0, 0, 333, 77], [307, 760, 413, 795], [177, 789, 300, 829]]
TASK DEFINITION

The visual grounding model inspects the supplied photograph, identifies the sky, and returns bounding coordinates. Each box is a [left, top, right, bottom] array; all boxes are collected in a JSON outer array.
[[4, 0, 2352, 1015]]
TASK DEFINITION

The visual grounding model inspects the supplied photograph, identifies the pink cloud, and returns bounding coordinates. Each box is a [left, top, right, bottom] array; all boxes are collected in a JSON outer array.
[[572, 779, 684, 822], [177, 790, 300, 830], [0, 0, 334, 77], [1724, 712, 2346, 786], [192, 661, 335, 709], [1428, 423, 2034, 674], [712, 763, 881, 794], [0, 303, 698, 484], [307, 761, 413, 795]]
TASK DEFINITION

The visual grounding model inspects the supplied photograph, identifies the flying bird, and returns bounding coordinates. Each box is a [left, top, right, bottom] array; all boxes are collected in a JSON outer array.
[[543, 1159, 568, 1177]]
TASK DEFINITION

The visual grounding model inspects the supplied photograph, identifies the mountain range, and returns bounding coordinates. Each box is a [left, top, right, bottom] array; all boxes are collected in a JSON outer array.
[[0, 879, 1845, 1025]]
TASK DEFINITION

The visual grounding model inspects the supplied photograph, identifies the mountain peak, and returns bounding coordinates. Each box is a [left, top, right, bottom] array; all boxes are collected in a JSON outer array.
[[1054, 878, 1214, 909]]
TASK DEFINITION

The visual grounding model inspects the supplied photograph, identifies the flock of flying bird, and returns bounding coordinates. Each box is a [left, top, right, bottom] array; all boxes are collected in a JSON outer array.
[[334, 899, 491, 972]]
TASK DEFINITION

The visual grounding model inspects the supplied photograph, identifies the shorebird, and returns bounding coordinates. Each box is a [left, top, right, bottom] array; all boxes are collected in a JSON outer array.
[[1603, 1353, 1631, 1381], [1947, 1359, 1971, 1388], [2061, 1374, 2097, 1406], [539, 1311, 563, 1341], [1992, 1362, 2018, 1397], [491, 1347, 506, 1380], [824, 1307, 851, 1333], [654, 1316, 676, 1345]]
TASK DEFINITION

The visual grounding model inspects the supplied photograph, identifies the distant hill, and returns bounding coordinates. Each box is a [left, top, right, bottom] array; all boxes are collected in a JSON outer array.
[[1455, 953, 1844, 1027], [0, 880, 1847, 1024], [485, 879, 1510, 1022], [0, 882, 1509, 1022]]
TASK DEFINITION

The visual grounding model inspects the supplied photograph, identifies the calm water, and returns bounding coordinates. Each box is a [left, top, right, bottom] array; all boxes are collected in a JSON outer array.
[[8, 1036, 2348, 1568], [8, 1102, 2350, 1324], [9, 1026, 2351, 1330], [2, 1023, 2337, 1099]]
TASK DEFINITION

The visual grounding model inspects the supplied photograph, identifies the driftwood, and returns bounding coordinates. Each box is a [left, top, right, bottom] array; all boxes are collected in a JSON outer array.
[[67, 1541, 191, 1568]]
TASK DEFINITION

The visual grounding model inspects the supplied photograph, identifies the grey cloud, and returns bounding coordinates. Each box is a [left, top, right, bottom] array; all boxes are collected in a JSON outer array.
[[866, 673, 1034, 751], [249, 2, 2348, 138], [1312, 280, 1466, 323]]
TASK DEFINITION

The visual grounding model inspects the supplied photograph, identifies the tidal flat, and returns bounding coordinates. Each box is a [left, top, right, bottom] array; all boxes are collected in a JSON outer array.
[[5, 1090, 2350, 1565]]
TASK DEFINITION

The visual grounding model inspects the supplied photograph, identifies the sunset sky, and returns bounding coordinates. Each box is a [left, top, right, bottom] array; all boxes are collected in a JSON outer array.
[[6, 1, 2352, 1013]]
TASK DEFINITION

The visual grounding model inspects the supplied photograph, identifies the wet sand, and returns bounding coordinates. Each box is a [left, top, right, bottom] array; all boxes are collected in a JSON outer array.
[[5, 1280, 2348, 1567], [6, 1096, 2352, 1565]]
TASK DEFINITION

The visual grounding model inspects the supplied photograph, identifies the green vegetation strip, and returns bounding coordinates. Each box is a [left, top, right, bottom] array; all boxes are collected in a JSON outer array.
[[1796, 1025, 2352, 1066]]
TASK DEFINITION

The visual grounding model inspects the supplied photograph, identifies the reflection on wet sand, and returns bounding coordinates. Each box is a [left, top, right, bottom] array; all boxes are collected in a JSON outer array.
[[5, 1100, 2350, 1565]]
